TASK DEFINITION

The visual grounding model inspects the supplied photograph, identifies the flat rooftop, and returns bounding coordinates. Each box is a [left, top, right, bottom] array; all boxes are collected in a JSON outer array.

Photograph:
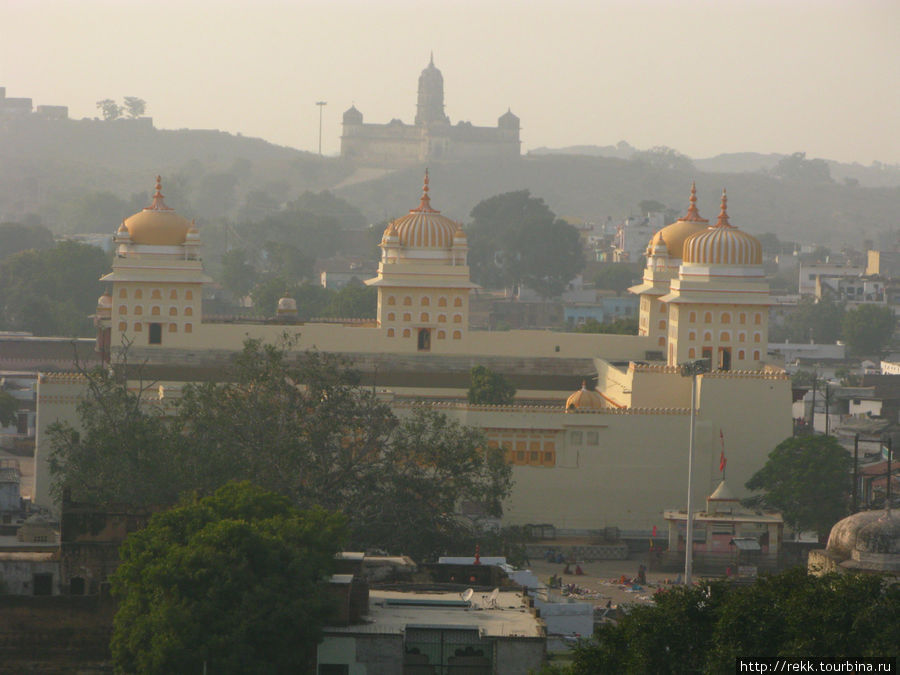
[[326, 589, 543, 638]]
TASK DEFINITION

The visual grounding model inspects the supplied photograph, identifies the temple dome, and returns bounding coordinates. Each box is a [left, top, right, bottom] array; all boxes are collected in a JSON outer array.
[[383, 171, 461, 249], [123, 177, 191, 246], [566, 382, 605, 410], [683, 190, 762, 265], [343, 105, 363, 125], [825, 509, 900, 572], [646, 182, 709, 258]]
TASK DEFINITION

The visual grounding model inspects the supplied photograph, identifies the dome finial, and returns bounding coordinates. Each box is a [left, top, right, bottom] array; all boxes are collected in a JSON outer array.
[[414, 168, 436, 213], [715, 189, 731, 228], [684, 181, 702, 221], [148, 175, 172, 211]]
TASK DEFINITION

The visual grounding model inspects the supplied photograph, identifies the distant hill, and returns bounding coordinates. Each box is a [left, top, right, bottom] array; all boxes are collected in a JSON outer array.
[[1, 117, 898, 249]]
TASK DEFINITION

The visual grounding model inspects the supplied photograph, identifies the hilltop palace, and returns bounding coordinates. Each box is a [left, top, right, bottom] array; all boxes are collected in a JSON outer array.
[[34, 175, 791, 535], [340, 56, 521, 167]]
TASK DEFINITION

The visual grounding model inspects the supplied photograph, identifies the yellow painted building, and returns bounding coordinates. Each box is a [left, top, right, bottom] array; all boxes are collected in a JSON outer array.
[[34, 175, 792, 533]]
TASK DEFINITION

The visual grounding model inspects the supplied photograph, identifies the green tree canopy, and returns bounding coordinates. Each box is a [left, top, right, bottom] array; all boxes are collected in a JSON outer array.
[[562, 568, 899, 674], [784, 296, 844, 344], [0, 222, 54, 261], [0, 240, 110, 336], [842, 304, 895, 355], [0, 390, 17, 427], [744, 435, 852, 538], [50, 338, 512, 561], [467, 190, 584, 298], [121, 97, 146, 119], [772, 151, 834, 184], [325, 277, 377, 319], [468, 365, 516, 405], [110, 482, 345, 674], [592, 263, 641, 295], [96, 98, 121, 121]]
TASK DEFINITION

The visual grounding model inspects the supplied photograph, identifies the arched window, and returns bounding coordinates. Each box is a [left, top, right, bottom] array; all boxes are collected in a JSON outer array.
[[689, 331, 696, 340], [151, 289, 162, 299], [454, 297, 463, 307], [134, 289, 143, 299], [387, 328, 395, 337], [704, 312, 712, 323], [151, 306, 160, 316], [721, 312, 731, 324], [387, 296, 396, 306], [420, 312, 429, 322], [453, 314, 462, 323], [754, 313, 762, 325], [437, 330, 446, 339], [452, 330, 462, 340], [753, 350, 760, 360], [168, 323, 177, 332], [118, 321, 127, 331], [720, 331, 731, 342], [185, 290, 193, 300], [403, 313, 411, 321], [754, 333, 761, 343], [403, 297, 412, 306], [658, 336, 665, 346], [739, 313, 746, 324], [119, 288, 127, 298], [170, 289, 178, 299], [658, 320, 666, 330], [118, 305, 127, 315], [421, 297, 430, 306], [438, 314, 447, 323], [738, 332, 746, 342], [134, 306, 143, 315], [704, 331, 712, 341], [134, 322, 142, 332], [689, 311, 696, 323], [402, 328, 411, 338], [169, 307, 178, 316], [185, 323, 192, 333], [184, 307, 193, 317], [738, 350, 745, 360], [438, 297, 447, 307], [688, 348, 696, 358], [387, 312, 395, 321]]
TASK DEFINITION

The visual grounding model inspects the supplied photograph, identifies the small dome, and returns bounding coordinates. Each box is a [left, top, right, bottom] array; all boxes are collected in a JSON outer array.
[[498, 109, 520, 129], [826, 509, 886, 557], [276, 295, 298, 317], [708, 480, 737, 502], [826, 509, 900, 572], [566, 382, 606, 410], [343, 105, 363, 125], [645, 183, 708, 258], [383, 170, 461, 249], [97, 291, 113, 310], [122, 176, 192, 246], [683, 190, 762, 265]]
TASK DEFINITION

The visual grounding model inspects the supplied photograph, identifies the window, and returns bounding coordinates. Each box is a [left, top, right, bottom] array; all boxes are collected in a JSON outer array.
[[134, 322, 142, 332], [688, 347, 696, 358], [387, 312, 395, 321], [169, 307, 177, 316], [689, 331, 696, 340], [438, 297, 447, 307], [719, 347, 732, 371], [658, 320, 666, 330], [704, 331, 712, 341], [149, 323, 162, 344], [119, 288, 127, 298], [403, 313, 411, 321], [151, 289, 162, 299], [437, 330, 445, 339], [454, 297, 463, 307], [754, 333, 761, 343], [387, 296, 396, 306], [438, 314, 447, 323], [453, 314, 462, 323], [658, 337, 665, 346], [421, 296, 430, 306], [738, 350, 745, 360], [754, 313, 761, 325], [134, 289, 143, 299], [452, 330, 461, 340], [184, 307, 193, 316], [720, 331, 731, 342], [170, 289, 178, 299], [151, 306, 160, 316], [689, 311, 696, 323], [403, 296, 412, 306], [586, 431, 599, 446], [403, 328, 411, 338], [739, 313, 746, 324], [168, 323, 177, 332], [753, 350, 760, 360], [118, 305, 127, 314], [738, 332, 746, 342], [134, 305, 143, 315], [387, 328, 395, 337], [417, 328, 431, 351], [185, 290, 193, 300], [420, 312, 429, 322], [702, 347, 713, 362], [32, 573, 53, 597], [721, 312, 731, 324], [570, 431, 583, 445], [185, 323, 192, 333], [118, 321, 127, 331], [704, 312, 712, 323]]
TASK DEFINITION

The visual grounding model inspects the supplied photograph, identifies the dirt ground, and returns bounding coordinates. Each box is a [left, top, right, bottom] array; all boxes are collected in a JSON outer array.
[[525, 556, 686, 609]]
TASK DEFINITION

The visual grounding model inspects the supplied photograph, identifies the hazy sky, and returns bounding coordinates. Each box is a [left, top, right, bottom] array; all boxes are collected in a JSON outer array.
[[2, 0, 898, 164]]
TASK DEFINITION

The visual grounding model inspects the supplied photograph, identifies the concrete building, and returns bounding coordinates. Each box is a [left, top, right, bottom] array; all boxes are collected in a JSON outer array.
[[340, 57, 520, 167], [31, 175, 792, 536]]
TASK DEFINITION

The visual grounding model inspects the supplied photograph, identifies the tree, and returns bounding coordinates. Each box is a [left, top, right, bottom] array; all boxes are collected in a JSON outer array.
[[744, 435, 852, 538], [219, 248, 258, 299], [468, 365, 516, 405], [468, 190, 584, 298], [842, 304, 895, 356], [122, 97, 146, 119], [562, 568, 900, 674], [95, 98, 122, 121], [0, 222, 54, 262], [772, 152, 834, 184], [631, 146, 695, 172], [0, 390, 17, 427], [592, 264, 641, 295], [110, 482, 345, 674], [324, 277, 377, 319], [784, 296, 844, 344]]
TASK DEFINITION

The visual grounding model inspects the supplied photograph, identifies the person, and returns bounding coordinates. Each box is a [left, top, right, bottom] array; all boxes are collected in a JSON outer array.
[[605, 599, 612, 610], [575, 564, 584, 575], [563, 563, 571, 575], [637, 564, 647, 585]]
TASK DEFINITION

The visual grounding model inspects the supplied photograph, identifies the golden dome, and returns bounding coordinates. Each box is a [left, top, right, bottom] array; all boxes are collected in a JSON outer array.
[[646, 183, 709, 258], [565, 382, 606, 411], [683, 190, 762, 265], [384, 170, 461, 249], [122, 176, 192, 246]]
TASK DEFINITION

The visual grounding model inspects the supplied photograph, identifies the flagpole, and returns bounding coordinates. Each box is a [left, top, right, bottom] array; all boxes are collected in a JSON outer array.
[[680, 358, 709, 587]]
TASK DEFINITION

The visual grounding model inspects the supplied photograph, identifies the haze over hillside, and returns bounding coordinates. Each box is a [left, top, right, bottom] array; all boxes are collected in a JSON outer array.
[[1, 117, 898, 249]]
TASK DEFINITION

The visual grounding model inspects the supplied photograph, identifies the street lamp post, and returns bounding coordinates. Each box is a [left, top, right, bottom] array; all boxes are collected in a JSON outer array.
[[316, 101, 327, 155], [680, 358, 710, 586]]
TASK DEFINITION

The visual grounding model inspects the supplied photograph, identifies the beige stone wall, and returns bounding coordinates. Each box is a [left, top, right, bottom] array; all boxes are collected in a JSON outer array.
[[669, 303, 769, 369]]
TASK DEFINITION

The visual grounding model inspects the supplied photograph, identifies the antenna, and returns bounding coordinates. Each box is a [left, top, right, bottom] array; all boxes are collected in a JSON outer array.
[[461, 588, 474, 604], [487, 588, 499, 609]]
